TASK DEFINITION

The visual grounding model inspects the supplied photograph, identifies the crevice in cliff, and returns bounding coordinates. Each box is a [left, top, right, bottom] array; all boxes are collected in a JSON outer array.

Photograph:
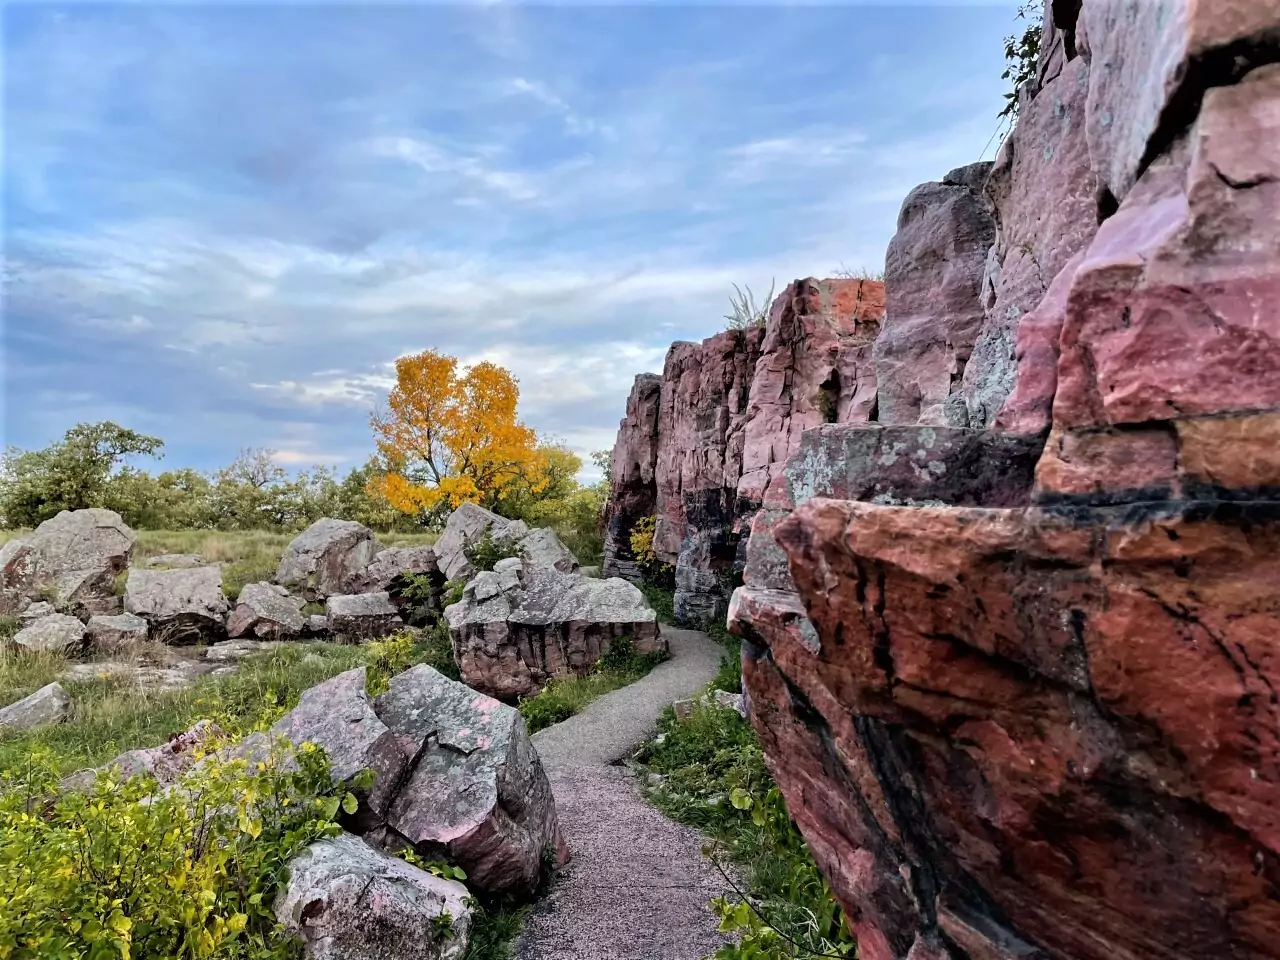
[[1136, 30, 1280, 192]]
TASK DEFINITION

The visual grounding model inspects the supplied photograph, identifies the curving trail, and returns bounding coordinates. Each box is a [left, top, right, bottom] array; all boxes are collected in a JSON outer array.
[[516, 626, 731, 960]]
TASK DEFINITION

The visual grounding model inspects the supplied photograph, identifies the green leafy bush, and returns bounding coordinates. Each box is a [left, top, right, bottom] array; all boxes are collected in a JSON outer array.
[[465, 527, 523, 573], [0, 738, 348, 960], [640, 703, 855, 959], [999, 1, 1042, 120]]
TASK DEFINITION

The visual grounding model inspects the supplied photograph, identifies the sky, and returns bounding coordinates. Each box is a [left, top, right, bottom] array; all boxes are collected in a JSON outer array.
[[3, 0, 1021, 481]]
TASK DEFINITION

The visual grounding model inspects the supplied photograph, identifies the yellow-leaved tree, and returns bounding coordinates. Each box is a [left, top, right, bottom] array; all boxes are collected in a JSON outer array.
[[370, 349, 549, 515]]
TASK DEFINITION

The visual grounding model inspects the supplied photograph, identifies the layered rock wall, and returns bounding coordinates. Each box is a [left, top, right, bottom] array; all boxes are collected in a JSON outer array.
[[603, 278, 885, 624], [728, 4, 1280, 960]]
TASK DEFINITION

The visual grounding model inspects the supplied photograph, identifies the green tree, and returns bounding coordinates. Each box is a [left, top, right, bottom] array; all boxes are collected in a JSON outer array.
[[0, 422, 164, 527], [999, 1, 1042, 120]]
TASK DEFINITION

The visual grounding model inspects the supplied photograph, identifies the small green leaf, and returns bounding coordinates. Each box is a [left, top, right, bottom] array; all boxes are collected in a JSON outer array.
[[341, 792, 359, 815]]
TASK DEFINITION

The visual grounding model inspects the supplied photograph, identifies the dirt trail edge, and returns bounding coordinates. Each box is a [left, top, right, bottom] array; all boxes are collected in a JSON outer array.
[[516, 625, 732, 960]]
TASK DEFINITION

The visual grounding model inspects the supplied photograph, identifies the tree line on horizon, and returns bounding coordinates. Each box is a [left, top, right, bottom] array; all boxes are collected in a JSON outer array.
[[1, 350, 612, 563]]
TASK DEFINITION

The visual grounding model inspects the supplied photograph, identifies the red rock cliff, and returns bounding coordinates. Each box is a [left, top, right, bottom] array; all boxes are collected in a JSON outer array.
[[603, 278, 885, 624], [730, 3, 1280, 960]]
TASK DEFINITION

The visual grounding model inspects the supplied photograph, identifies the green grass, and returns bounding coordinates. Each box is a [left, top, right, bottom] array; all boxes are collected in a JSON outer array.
[[638, 702, 856, 959], [0, 630, 456, 777], [517, 636, 668, 734]]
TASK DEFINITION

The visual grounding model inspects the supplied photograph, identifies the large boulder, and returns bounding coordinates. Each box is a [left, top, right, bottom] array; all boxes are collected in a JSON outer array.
[[447, 559, 663, 700], [275, 832, 471, 960], [343, 545, 439, 595], [124, 566, 229, 645], [85, 612, 150, 654], [11, 613, 88, 655], [0, 509, 135, 612], [324, 592, 404, 642], [516, 527, 578, 574], [0, 682, 71, 731], [226, 581, 306, 640], [433, 504, 528, 582], [266, 667, 407, 825], [276, 519, 381, 600], [371, 664, 567, 895]]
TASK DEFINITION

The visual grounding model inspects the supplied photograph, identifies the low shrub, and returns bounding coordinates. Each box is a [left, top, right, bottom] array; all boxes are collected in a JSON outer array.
[[639, 702, 855, 959], [466, 527, 523, 573], [0, 738, 348, 959]]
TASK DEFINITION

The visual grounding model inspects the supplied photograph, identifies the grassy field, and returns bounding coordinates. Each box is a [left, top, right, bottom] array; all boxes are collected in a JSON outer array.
[[0, 526, 439, 600]]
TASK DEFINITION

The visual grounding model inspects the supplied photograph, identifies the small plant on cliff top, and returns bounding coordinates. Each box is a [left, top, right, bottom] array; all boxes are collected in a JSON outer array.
[[999, 1, 1042, 120], [724, 281, 775, 331], [466, 526, 523, 573]]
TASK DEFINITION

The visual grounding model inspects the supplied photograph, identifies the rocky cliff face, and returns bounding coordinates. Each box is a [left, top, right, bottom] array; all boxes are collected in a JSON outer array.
[[727, 3, 1280, 960], [603, 278, 885, 624]]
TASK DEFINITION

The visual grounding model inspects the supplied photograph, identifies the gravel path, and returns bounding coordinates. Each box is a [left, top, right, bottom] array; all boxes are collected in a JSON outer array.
[[516, 626, 732, 960]]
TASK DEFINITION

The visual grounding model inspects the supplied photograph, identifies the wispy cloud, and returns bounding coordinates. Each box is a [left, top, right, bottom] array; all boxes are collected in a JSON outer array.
[[3, 1, 1021, 473]]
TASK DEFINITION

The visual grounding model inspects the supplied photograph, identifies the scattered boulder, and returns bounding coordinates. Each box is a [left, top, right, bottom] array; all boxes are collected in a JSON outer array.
[[204, 638, 282, 662], [433, 503, 528, 582], [145, 553, 208, 569], [226, 581, 306, 640], [447, 559, 663, 700], [61, 659, 216, 693], [85, 612, 150, 654], [0, 682, 71, 731], [324, 592, 404, 642], [673, 689, 746, 721], [125, 566, 229, 645], [276, 519, 380, 601], [275, 832, 471, 960], [343, 545, 439, 595], [0, 509, 135, 612], [371, 664, 567, 895], [17, 601, 56, 624], [305, 614, 329, 637], [11, 614, 88, 655], [0, 539, 37, 616], [61, 720, 223, 792]]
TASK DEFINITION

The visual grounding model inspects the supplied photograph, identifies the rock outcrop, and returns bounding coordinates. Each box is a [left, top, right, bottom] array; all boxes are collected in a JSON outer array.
[[125, 566, 229, 645], [275, 833, 472, 960], [603, 278, 886, 625], [266, 665, 566, 896], [446, 558, 663, 700], [276, 519, 381, 600], [723, 7, 1280, 960], [0, 509, 135, 615]]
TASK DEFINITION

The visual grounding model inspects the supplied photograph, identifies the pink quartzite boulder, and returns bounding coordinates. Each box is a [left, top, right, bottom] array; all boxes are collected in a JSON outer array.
[[371, 664, 568, 896], [276, 519, 381, 601]]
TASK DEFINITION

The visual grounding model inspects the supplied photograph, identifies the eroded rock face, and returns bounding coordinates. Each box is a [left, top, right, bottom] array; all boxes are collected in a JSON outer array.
[[276, 519, 381, 600], [603, 278, 886, 625], [226, 581, 306, 640], [125, 566, 229, 645], [0, 509, 135, 612], [446, 560, 663, 700], [275, 832, 472, 960], [729, 9, 1280, 960], [371, 664, 567, 896]]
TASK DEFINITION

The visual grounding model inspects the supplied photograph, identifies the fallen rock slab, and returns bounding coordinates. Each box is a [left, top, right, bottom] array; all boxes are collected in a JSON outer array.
[[145, 554, 208, 569], [17, 601, 56, 624], [0, 682, 71, 731], [125, 566, 229, 645], [447, 560, 663, 700], [11, 613, 88, 655], [226, 581, 305, 640], [85, 612, 149, 654], [325, 592, 404, 642], [371, 664, 567, 896], [275, 832, 471, 960], [276, 519, 380, 600], [61, 720, 223, 792]]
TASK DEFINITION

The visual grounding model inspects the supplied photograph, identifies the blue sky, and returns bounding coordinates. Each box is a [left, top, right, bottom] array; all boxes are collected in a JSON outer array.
[[3, 0, 1021, 480]]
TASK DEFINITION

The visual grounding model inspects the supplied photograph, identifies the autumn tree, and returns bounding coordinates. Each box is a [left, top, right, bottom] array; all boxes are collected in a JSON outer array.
[[370, 350, 548, 515]]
